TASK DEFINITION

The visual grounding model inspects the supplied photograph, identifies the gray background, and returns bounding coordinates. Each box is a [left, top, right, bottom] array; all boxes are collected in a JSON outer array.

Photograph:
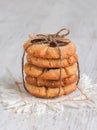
[[0, 0, 97, 129]]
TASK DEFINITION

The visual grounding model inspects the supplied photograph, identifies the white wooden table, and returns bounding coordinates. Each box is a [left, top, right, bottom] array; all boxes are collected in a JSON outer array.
[[0, 0, 97, 129]]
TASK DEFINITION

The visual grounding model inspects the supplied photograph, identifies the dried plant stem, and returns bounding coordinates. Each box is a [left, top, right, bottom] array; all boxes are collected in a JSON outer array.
[[6, 69, 27, 104], [77, 86, 89, 100], [15, 81, 27, 104]]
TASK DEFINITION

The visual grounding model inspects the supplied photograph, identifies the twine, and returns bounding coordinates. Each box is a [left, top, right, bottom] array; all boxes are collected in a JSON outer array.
[[22, 28, 80, 97]]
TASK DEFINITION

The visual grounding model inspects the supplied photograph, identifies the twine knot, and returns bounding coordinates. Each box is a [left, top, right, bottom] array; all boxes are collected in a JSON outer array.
[[31, 28, 70, 47]]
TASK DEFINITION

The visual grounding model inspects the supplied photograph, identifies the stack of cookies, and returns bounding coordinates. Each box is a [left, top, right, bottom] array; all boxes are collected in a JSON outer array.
[[23, 30, 79, 98]]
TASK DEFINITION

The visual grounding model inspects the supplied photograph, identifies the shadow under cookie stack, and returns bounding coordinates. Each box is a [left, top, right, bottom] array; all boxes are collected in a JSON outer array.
[[22, 28, 79, 98]]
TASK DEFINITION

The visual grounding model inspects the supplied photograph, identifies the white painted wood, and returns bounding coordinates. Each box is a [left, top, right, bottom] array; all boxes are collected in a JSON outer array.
[[0, 0, 97, 129]]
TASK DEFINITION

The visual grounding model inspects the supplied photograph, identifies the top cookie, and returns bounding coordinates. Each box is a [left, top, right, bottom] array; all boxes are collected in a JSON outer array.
[[23, 35, 76, 59]]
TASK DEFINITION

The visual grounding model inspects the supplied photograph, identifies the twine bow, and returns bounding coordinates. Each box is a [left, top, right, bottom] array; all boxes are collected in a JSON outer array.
[[30, 28, 70, 47], [22, 28, 80, 97]]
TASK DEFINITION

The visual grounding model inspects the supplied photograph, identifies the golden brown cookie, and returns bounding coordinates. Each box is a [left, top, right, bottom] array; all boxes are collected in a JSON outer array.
[[25, 74, 78, 88], [27, 54, 78, 68], [24, 39, 76, 59], [25, 82, 77, 98], [24, 63, 77, 80]]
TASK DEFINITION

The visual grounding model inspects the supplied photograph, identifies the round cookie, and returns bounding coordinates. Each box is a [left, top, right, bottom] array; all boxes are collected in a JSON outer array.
[[27, 54, 78, 68], [23, 39, 76, 59], [25, 74, 78, 88], [24, 63, 77, 80], [25, 82, 77, 98]]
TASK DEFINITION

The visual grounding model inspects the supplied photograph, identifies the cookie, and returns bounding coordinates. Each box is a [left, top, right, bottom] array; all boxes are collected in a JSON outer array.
[[24, 63, 77, 80], [25, 74, 78, 88], [25, 82, 77, 98], [27, 54, 78, 68], [24, 39, 76, 59]]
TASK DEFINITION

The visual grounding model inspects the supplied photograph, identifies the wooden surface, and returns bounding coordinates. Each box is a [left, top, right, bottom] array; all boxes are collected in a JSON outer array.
[[0, 0, 97, 129]]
